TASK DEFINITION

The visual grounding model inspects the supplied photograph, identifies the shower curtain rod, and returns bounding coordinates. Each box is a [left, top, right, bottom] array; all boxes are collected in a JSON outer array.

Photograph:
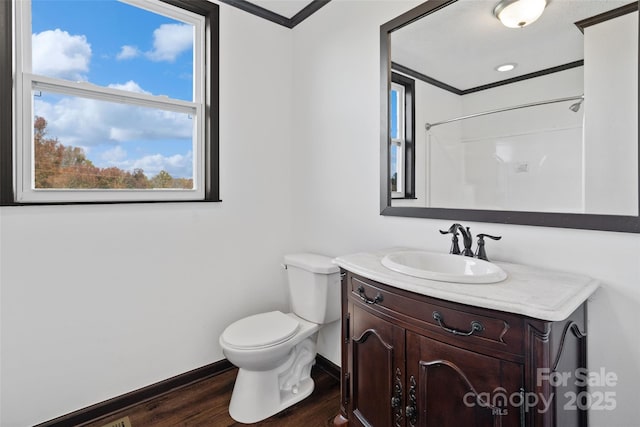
[[425, 94, 584, 131]]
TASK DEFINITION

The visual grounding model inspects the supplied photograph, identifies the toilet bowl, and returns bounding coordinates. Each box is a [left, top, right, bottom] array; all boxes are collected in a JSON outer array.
[[220, 312, 320, 423], [219, 253, 340, 424]]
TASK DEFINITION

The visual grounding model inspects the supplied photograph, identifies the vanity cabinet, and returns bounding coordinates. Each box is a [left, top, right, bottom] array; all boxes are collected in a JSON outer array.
[[336, 270, 588, 427]]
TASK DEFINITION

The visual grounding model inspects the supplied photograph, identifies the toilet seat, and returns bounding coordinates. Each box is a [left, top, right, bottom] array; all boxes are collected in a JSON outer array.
[[221, 311, 300, 349]]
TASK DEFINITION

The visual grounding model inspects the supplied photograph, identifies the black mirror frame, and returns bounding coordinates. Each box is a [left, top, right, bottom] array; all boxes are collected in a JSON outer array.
[[380, 0, 640, 233]]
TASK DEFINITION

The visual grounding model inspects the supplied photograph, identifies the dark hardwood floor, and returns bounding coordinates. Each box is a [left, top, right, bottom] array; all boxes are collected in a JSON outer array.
[[79, 366, 340, 427]]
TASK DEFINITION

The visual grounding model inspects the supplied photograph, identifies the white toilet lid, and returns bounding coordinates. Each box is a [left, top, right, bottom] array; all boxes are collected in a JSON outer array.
[[222, 311, 300, 349]]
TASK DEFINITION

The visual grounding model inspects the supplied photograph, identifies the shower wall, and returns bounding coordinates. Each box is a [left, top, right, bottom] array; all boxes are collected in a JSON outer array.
[[454, 67, 585, 212], [394, 67, 585, 212]]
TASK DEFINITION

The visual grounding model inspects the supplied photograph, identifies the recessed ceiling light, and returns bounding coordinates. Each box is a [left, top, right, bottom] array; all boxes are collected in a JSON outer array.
[[496, 63, 517, 72]]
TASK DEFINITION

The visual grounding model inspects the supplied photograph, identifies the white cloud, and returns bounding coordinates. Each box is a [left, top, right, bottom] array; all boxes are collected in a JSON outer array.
[[146, 23, 193, 62], [107, 80, 151, 95], [99, 149, 192, 179], [34, 81, 192, 149], [36, 94, 194, 177], [116, 45, 140, 60], [32, 29, 91, 81], [131, 152, 193, 179], [108, 128, 142, 142], [101, 146, 128, 163]]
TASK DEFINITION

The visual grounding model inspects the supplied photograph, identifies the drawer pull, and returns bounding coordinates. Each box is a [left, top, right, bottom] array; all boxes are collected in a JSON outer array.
[[357, 285, 384, 305], [433, 311, 484, 336]]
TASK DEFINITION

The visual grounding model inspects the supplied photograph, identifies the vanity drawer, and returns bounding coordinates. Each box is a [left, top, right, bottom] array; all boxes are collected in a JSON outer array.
[[348, 273, 524, 357]]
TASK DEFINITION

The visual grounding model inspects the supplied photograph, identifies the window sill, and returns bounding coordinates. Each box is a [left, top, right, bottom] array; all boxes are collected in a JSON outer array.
[[0, 198, 222, 207]]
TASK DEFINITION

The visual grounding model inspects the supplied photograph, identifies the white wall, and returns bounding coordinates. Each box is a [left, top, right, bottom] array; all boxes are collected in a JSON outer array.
[[0, 3, 294, 426], [291, 1, 640, 426], [2, 1, 639, 426], [584, 11, 639, 216]]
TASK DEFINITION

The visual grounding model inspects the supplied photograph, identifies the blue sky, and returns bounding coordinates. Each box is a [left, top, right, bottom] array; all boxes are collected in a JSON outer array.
[[32, 0, 195, 179]]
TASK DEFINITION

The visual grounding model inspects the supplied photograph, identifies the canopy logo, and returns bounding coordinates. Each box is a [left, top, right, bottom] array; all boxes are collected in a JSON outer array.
[[463, 368, 617, 414]]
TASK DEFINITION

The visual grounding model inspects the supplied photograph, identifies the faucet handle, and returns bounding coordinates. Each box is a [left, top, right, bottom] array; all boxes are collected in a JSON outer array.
[[439, 223, 459, 235], [439, 226, 461, 255], [477, 233, 501, 241], [475, 234, 502, 261]]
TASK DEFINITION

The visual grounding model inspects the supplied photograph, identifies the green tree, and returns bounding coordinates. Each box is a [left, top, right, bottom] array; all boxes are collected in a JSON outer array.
[[126, 168, 150, 189], [34, 116, 63, 188], [150, 170, 174, 188], [33, 116, 193, 190]]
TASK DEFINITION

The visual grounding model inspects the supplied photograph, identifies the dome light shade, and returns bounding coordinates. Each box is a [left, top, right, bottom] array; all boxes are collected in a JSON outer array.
[[494, 0, 547, 28]]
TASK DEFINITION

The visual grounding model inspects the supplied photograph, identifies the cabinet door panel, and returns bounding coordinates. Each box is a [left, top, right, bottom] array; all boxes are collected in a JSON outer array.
[[350, 303, 405, 427], [407, 331, 523, 427]]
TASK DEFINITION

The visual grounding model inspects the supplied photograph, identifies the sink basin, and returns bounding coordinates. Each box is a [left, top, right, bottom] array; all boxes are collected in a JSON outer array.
[[381, 251, 507, 284]]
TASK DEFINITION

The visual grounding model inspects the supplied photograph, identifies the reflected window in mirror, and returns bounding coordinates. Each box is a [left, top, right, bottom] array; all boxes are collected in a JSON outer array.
[[390, 72, 416, 199]]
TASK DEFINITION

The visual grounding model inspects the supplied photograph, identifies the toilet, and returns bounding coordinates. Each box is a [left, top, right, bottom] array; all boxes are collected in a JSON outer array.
[[219, 253, 341, 424]]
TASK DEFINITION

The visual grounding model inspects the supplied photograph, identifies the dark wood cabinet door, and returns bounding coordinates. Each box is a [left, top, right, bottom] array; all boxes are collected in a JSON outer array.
[[349, 303, 405, 427], [338, 271, 589, 427], [406, 331, 523, 427]]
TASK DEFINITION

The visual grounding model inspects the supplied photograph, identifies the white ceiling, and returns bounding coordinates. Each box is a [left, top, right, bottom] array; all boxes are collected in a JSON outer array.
[[249, 0, 315, 19], [391, 0, 633, 90]]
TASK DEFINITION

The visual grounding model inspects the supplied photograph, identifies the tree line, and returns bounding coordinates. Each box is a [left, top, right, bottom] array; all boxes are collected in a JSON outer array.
[[34, 116, 193, 190]]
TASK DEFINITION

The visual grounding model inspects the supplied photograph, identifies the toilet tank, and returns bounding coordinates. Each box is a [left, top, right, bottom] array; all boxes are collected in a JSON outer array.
[[284, 253, 341, 324]]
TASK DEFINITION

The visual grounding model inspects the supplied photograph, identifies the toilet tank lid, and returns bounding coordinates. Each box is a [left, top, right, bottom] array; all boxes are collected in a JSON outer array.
[[284, 253, 339, 274]]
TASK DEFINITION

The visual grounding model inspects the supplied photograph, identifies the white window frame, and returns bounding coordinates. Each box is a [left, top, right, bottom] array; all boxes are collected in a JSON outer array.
[[391, 81, 406, 198], [13, 0, 206, 203]]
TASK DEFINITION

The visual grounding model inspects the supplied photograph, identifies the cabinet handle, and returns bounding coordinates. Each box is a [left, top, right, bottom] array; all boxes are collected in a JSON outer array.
[[519, 388, 525, 427], [432, 311, 484, 336], [391, 368, 403, 427], [357, 285, 384, 305], [406, 375, 417, 427], [391, 396, 401, 408], [344, 312, 350, 344], [343, 372, 350, 406]]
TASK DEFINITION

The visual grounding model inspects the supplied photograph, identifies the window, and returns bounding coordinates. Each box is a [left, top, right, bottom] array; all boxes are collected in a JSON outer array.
[[389, 72, 415, 199], [1, 0, 219, 204]]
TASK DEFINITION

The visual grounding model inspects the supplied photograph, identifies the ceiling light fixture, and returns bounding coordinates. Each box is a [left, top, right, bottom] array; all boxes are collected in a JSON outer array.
[[496, 63, 517, 72], [493, 0, 547, 28]]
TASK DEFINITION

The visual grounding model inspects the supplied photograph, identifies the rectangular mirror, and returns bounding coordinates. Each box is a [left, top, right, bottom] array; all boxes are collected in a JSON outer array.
[[381, 0, 640, 233]]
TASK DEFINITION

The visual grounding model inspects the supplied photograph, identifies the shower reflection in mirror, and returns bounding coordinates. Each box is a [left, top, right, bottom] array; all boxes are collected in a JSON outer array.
[[420, 91, 586, 213], [388, 1, 638, 217]]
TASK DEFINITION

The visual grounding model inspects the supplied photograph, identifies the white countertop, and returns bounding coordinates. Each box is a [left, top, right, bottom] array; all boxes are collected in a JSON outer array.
[[333, 249, 599, 321]]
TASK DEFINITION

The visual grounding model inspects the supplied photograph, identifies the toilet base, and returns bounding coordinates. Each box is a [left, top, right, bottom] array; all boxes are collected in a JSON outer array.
[[228, 336, 317, 424]]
